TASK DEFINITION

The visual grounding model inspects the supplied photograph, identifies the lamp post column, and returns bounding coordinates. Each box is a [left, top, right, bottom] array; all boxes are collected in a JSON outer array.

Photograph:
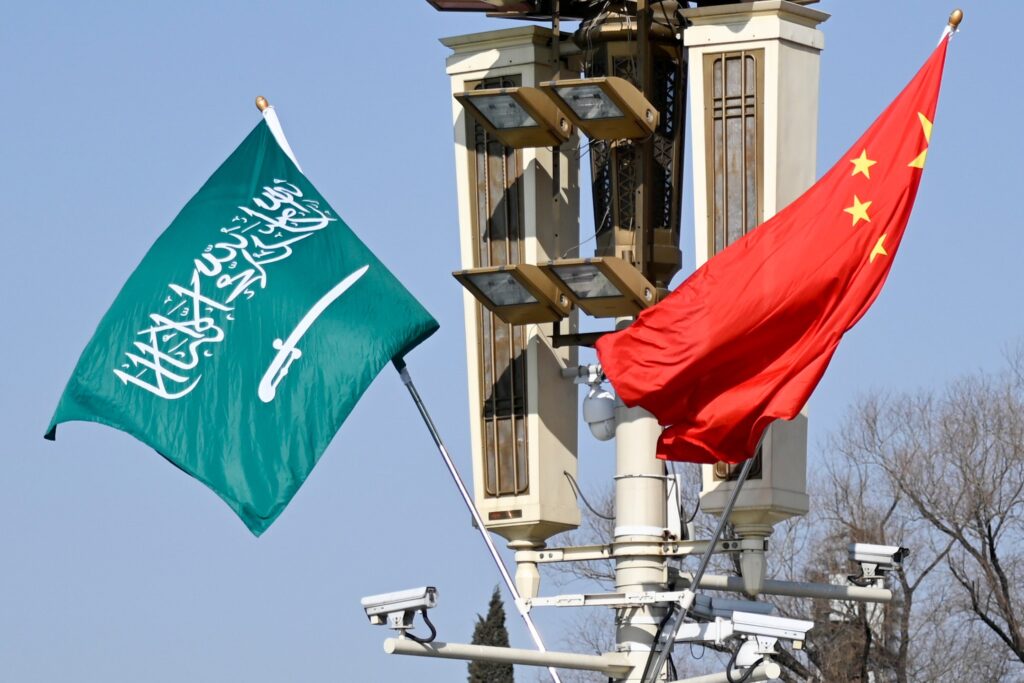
[[613, 315, 667, 680]]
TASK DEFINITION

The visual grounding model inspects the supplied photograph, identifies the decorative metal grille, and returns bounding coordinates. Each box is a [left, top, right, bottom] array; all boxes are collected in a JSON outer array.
[[470, 76, 529, 498], [705, 49, 764, 255], [583, 42, 685, 287], [652, 53, 684, 233]]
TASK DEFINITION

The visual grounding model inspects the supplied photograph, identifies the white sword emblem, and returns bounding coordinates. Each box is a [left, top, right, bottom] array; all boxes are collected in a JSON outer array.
[[258, 264, 370, 403]]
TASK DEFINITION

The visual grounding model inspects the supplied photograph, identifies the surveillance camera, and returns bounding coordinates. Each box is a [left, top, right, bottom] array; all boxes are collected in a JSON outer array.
[[582, 383, 616, 441], [361, 586, 438, 630], [848, 543, 908, 572], [731, 611, 814, 643], [676, 611, 813, 651]]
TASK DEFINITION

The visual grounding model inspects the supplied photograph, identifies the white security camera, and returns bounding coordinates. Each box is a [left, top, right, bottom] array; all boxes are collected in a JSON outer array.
[[361, 586, 437, 624], [731, 611, 814, 670], [848, 543, 908, 572], [675, 611, 812, 648], [731, 610, 814, 643], [676, 610, 811, 678], [361, 586, 438, 642], [582, 382, 616, 441]]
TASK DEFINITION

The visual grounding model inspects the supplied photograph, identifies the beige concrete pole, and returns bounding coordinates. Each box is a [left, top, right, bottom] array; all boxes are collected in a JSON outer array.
[[611, 2, 668, 673], [613, 387, 668, 680]]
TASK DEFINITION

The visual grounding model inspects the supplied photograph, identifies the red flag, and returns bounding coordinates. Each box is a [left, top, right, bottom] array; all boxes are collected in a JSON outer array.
[[596, 36, 951, 464]]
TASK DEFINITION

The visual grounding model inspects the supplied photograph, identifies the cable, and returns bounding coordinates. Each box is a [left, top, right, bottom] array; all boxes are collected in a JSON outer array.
[[404, 609, 438, 644], [564, 471, 615, 521], [724, 647, 764, 683], [683, 485, 701, 527], [559, 229, 599, 259], [848, 572, 878, 588], [655, 0, 682, 37], [574, 137, 598, 162], [689, 641, 705, 660]]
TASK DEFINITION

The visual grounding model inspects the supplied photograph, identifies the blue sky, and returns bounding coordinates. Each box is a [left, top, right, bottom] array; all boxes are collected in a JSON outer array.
[[2, 1, 1019, 681]]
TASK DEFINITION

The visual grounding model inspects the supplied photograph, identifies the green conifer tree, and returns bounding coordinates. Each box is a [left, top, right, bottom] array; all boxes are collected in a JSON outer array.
[[468, 586, 514, 683]]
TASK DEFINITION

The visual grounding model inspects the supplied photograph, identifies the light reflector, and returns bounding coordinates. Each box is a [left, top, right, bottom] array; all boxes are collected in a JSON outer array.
[[539, 77, 658, 140], [555, 85, 624, 121], [463, 271, 537, 306], [549, 264, 620, 300], [427, 0, 532, 10], [539, 256, 658, 318], [454, 264, 572, 325], [475, 94, 538, 129], [455, 86, 572, 148]]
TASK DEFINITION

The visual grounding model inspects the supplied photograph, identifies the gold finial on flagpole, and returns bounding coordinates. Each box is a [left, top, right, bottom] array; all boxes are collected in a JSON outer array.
[[255, 96, 270, 112], [948, 9, 963, 29]]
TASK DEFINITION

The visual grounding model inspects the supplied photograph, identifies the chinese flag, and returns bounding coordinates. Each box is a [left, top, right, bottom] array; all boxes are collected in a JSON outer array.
[[596, 36, 951, 464]]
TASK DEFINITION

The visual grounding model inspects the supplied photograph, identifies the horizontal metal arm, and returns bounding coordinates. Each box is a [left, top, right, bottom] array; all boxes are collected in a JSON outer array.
[[526, 573, 890, 611], [528, 589, 692, 609], [693, 573, 892, 603], [383, 638, 633, 677], [517, 538, 765, 565], [669, 661, 782, 683]]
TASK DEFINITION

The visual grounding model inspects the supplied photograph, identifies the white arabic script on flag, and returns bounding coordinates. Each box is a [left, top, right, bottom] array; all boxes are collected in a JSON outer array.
[[113, 180, 336, 400]]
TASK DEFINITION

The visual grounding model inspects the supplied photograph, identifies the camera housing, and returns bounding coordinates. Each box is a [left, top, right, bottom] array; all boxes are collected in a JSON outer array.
[[582, 382, 616, 441], [675, 610, 813, 650], [731, 610, 814, 643], [848, 543, 908, 572], [361, 586, 438, 631]]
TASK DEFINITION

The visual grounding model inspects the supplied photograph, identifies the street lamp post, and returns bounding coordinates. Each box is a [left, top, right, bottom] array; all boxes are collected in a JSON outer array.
[[417, 3, 842, 682]]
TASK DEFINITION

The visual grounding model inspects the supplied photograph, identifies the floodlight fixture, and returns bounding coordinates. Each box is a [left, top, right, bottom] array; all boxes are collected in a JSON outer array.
[[455, 86, 572, 148], [427, 0, 531, 11], [539, 256, 657, 318], [454, 264, 572, 325], [540, 77, 658, 140]]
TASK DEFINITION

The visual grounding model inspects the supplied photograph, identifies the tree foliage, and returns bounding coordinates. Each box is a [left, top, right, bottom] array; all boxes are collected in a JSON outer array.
[[469, 586, 514, 683]]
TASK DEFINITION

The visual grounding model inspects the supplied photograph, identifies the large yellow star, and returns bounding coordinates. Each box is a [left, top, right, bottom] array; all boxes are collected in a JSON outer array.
[[844, 195, 872, 226], [908, 112, 933, 169], [870, 234, 889, 262], [850, 149, 877, 179]]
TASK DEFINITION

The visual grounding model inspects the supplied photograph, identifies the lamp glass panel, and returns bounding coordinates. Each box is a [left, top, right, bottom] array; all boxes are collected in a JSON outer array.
[[475, 95, 537, 129], [466, 272, 538, 306], [557, 85, 624, 121], [551, 265, 620, 300]]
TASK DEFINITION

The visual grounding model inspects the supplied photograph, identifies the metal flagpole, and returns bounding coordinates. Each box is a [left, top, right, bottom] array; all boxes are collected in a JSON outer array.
[[640, 435, 763, 683], [393, 358, 563, 683]]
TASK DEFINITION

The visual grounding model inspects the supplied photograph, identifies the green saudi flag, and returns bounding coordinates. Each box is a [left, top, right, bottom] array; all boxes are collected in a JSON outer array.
[[46, 117, 439, 535]]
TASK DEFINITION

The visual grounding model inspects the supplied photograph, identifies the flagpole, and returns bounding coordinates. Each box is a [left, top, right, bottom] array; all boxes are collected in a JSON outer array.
[[392, 358, 563, 683]]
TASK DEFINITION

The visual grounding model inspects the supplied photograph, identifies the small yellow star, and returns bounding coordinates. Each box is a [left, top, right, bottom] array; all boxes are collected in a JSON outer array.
[[870, 234, 889, 262], [850, 149, 877, 179], [844, 195, 873, 226]]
